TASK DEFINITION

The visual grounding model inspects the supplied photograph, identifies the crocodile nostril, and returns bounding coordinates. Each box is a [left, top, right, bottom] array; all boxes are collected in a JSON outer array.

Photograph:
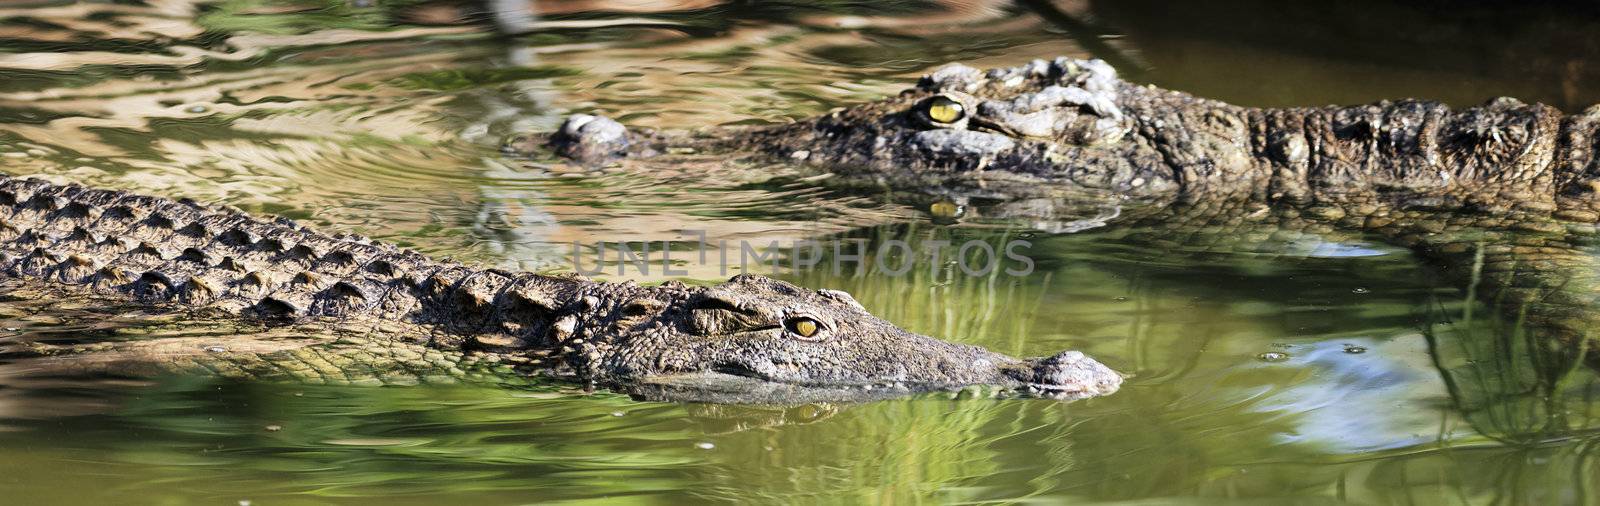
[[1041, 350, 1086, 366]]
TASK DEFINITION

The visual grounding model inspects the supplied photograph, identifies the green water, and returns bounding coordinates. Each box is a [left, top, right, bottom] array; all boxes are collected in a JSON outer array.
[[2, 0, 1599, 503]]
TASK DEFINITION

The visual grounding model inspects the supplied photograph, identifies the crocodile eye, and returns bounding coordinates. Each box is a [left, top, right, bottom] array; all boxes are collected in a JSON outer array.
[[929, 199, 964, 220], [786, 317, 823, 340], [925, 95, 965, 124]]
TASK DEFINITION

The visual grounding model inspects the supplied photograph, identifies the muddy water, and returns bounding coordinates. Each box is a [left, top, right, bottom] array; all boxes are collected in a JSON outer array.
[[1, 0, 1598, 503]]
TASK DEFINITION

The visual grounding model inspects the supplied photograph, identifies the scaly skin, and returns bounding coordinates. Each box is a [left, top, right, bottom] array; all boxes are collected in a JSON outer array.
[[515, 57, 1600, 358], [0, 175, 1122, 403], [525, 58, 1599, 203]]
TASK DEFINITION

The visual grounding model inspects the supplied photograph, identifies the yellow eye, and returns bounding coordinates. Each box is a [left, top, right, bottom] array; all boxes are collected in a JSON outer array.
[[787, 317, 821, 339], [925, 96, 964, 124], [929, 199, 963, 219]]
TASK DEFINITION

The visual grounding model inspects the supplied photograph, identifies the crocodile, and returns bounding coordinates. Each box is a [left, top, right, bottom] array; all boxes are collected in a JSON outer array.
[[0, 175, 1123, 403], [512, 57, 1600, 359]]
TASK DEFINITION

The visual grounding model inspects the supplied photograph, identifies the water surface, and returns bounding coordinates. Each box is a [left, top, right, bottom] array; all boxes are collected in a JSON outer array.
[[1, 0, 1598, 503]]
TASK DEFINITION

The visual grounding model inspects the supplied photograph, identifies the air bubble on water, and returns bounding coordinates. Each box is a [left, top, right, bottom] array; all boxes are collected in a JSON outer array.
[[1343, 345, 1367, 354], [1257, 351, 1290, 362], [611, 411, 625, 417], [1351, 287, 1370, 294], [695, 442, 715, 450], [186, 105, 209, 114]]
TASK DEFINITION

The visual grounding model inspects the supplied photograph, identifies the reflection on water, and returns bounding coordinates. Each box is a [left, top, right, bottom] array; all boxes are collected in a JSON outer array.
[[2, 0, 1600, 503], [3, 223, 1596, 503], [1098, 1, 1600, 110]]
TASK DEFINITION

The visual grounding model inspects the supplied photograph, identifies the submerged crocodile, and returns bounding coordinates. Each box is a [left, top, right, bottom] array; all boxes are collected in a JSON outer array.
[[0, 175, 1123, 403], [8, 56, 1599, 402], [513, 57, 1600, 358]]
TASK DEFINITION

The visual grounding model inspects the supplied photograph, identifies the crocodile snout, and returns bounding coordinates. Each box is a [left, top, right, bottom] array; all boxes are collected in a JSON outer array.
[[549, 114, 631, 161], [1012, 350, 1123, 398]]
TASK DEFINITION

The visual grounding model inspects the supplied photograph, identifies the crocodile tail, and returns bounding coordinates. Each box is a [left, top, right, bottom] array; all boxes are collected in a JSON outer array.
[[0, 176, 590, 356]]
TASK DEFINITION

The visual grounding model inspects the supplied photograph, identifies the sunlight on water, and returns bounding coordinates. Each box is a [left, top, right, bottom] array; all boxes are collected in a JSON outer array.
[[2, 0, 1600, 503]]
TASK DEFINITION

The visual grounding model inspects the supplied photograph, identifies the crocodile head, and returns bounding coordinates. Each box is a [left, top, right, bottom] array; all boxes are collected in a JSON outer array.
[[528, 58, 1192, 199], [583, 274, 1122, 403]]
